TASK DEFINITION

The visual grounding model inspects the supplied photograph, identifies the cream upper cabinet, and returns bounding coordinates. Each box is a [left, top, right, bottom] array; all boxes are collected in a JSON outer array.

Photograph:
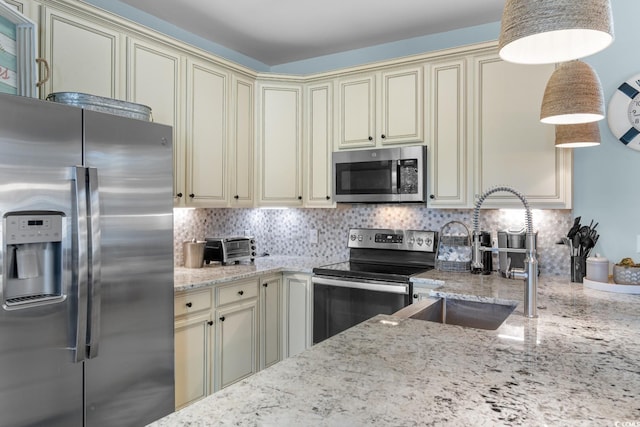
[[40, 5, 123, 99], [336, 65, 424, 150], [472, 53, 571, 208], [184, 57, 229, 207], [126, 37, 185, 204], [229, 74, 255, 207], [257, 81, 304, 207], [428, 58, 470, 207], [305, 81, 335, 207]]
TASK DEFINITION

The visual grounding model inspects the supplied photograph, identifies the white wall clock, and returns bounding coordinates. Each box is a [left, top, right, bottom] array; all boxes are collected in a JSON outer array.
[[608, 73, 640, 150]]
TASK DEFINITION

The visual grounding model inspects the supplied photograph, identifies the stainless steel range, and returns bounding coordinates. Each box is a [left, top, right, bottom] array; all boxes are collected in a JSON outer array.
[[312, 228, 437, 344]]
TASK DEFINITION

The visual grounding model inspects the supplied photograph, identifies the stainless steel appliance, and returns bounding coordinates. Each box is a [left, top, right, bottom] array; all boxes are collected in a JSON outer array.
[[312, 228, 437, 344], [0, 93, 174, 427], [332, 145, 427, 203], [204, 236, 256, 265]]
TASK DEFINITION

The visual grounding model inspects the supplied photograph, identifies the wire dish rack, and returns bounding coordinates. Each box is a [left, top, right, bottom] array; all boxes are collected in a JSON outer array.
[[435, 220, 472, 272]]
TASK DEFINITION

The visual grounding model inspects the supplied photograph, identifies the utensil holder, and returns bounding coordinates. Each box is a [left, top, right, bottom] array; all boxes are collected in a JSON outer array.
[[571, 255, 586, 283]]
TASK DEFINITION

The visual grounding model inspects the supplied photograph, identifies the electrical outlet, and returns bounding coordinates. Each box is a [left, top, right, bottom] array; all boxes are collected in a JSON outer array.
[[309, 229, 318, 244]]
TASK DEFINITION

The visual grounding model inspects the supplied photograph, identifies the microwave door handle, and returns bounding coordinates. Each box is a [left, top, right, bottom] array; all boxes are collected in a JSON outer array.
[[72, 166, 89, 363], [394, 160, 400, 194], [86, 167, 101, 359]]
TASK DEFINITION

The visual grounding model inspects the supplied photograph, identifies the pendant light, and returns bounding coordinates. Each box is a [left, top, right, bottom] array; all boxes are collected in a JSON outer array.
[[540, 60, 605, 124], [555, 122, 601, 148], [499, 0, 614, 65]]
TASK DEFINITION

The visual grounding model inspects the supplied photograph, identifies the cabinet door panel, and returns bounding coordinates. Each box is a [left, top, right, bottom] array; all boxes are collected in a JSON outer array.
[[230, 74, 254, 207], [216, 302, 258, 390], [260, 276, 281, 369], [283, 274, 312, 358], [42, 8, 120, 98], [381, 67, 423, 145], [338, 76, 376, 149], [186, 59, 228, 206], [259, 84, 303, 206], [474, 55, 569, 207], [429, 60, 469, 206], [174, 312, 211, 409], [306, 82, 334, 207]]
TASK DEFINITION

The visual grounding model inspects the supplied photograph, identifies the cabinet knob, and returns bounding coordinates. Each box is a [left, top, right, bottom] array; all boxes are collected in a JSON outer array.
[[186, 302, 192, 308], [263, 283, 268, 287], [298, 196, 302, 200], [429, 194, 435, 200], [238, 290, 244, 296], [207, 321, 213, 326], [368, 136, 373, 141], [176, 192, 183, 198], [413, 294, 419, 299], [326, 196, 330, 200], [234, 195, 239, 199], [189, 193, 195, 198], [381, 134, 386, 139], [219, 316, 225, 322]]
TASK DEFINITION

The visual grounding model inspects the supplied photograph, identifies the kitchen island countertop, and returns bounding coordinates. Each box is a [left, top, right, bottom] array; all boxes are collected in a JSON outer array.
[[159, 268, 640, 426]]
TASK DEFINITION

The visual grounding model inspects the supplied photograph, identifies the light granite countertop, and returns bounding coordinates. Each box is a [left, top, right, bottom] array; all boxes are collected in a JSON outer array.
[[174, 255, 342, 292], [159, 264, 640, 426]]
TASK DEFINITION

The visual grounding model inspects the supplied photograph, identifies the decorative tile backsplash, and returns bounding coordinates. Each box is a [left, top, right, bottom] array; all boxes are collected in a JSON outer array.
[[174, 206, 573, 276]]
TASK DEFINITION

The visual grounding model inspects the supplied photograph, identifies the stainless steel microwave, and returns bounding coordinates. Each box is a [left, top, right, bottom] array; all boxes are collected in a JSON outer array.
[[332, 145, 427, 203]]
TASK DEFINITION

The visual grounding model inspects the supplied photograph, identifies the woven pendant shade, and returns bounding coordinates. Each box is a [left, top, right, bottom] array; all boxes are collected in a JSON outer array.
[[499, 0, 614, 65], [555, 122, 601, 148], [540, 61, 605, 124]]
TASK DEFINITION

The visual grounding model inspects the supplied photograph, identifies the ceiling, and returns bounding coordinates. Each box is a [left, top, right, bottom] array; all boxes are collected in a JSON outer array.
[[117, 0, 505, 66]]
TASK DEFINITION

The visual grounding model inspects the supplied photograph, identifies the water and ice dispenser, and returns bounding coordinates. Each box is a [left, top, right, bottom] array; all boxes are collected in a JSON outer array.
[[3, 212, 65, 308]]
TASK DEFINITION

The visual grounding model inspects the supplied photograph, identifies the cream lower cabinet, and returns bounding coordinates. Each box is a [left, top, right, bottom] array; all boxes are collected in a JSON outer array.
[[213, 278, 259, 391], [174, 288, 213, 410], [260, 274, 282, 369], [336, 65, 424, 150], [257, 82, 304, 207], [282, 273, 313, 358]]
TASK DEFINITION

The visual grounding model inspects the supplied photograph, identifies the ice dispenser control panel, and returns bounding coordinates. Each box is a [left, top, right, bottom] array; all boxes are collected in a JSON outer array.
[[3, 212, 65, 309], [6, 214, 62, 244]]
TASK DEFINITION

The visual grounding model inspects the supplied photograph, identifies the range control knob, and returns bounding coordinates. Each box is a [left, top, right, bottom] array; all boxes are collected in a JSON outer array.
[[350, 234, 357, 241], [417, 238, 424, 246], [409, 237, 415, 244]]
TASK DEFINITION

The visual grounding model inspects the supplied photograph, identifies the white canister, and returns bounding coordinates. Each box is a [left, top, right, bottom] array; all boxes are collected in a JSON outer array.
[[586, 254, 609, 283]]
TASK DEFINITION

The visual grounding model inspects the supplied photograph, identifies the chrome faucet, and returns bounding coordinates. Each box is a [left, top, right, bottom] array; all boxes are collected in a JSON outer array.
[[471, 185, 538, 318]]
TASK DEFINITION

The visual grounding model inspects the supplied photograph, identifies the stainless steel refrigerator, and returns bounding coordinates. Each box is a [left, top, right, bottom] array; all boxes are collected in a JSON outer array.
[[0, 93, 175, 426]]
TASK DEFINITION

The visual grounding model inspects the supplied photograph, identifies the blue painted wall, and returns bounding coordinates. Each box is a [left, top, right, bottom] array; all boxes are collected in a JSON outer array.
[[87, 0, 637, 264]]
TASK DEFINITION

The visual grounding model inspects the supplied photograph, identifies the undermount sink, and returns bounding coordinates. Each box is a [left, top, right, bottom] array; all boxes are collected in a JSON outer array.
[[407, 297, 517, 330]]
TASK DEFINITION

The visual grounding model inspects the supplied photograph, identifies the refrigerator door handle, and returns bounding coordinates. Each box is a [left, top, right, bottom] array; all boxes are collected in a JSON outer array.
[[86, 167, 102, 359], [72, 166, 89, 363]]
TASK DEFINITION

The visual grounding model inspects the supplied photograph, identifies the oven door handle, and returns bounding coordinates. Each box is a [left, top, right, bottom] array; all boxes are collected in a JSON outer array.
[[312, 276, 409, 294]]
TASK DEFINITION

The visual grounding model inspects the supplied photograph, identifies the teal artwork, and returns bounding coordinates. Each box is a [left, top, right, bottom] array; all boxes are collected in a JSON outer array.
[[0, 14, 17, 94]]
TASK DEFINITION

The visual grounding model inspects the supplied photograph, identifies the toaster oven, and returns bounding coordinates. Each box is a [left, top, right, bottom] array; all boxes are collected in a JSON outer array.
[[203, 237, 256, 265]]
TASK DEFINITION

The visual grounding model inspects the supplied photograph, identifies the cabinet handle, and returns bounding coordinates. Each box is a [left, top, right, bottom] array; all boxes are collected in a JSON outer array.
[[381, 134, 386, 139], [234, 195, 239, 199], [263, 283, 268, 287], [189, 193, 195, 198], [176, 192, 183, 198], [207, 321, 213, 326], [429, 194, 435, 200], [185, 302, 192, 308], [368, 136, 373, 141], [413, 294, 418, 299], [219, 316, 225, 322], [326, 196, 330, 200], [238, 290, 244, 296]]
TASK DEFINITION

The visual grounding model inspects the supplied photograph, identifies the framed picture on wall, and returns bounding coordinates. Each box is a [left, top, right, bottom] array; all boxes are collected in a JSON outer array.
[[0, 0, 37, 97]]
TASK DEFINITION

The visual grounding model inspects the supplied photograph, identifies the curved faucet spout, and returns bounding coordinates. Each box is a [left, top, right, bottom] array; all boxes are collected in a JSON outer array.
[[471, 185, 538, 318]]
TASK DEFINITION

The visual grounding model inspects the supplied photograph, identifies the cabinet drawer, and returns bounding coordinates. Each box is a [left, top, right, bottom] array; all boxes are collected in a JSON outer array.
[[175, 289, 212, 317], [216, 279, 259, 307]]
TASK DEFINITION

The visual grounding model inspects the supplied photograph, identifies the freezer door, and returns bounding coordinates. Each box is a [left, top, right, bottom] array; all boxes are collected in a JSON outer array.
[[83, 110, 175, 427], [0, 94, 84, 426]]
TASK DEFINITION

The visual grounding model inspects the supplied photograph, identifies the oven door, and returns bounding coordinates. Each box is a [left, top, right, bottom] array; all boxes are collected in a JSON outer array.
[[312, 276, 412, 344]]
